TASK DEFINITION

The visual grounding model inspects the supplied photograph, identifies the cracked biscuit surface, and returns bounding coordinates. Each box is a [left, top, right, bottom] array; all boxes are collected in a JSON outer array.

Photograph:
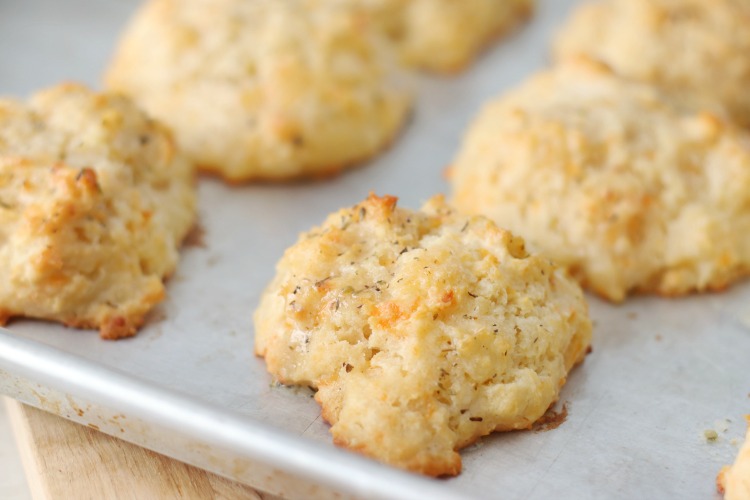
[[255, 194, 592, 476], [339, 0, 534, 73], [106, 0, 411, 182], [450, 62, 750, 302], [554, 0, 750, 128], [0, 83, 195, 339]]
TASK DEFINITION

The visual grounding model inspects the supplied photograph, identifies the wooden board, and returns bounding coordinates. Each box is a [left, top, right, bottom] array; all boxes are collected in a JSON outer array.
[[5, 400, 282, 500]]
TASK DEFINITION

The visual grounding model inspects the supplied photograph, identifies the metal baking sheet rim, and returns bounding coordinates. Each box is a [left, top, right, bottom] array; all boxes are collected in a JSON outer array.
[[0, 330, 468, 500]]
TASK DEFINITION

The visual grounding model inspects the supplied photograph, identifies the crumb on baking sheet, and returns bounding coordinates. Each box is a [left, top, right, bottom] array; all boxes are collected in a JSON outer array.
[[183, 221, 207, 248], [534, 403, 569, 432], [715, 419, 732, 434]]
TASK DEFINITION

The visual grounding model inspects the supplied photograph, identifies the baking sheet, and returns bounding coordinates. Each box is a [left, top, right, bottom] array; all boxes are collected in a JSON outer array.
[[1, 1, 749, 498]]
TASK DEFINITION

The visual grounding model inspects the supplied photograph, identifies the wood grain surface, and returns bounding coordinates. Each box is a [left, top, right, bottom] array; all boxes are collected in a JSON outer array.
[[5, 400, 283, 500]]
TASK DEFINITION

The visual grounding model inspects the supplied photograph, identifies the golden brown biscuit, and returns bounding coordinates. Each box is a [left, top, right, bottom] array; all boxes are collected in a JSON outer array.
[[0, 83, 195, 339], [718, 416, 750, 500], [106, 0, 411, 182], [341, 0, 534, 73], [255, 193, 592, 476], [554, 0, 750, 128], [450, 61, 750, 302]]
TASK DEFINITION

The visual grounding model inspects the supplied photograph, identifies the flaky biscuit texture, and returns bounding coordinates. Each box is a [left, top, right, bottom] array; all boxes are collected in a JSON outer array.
[[0, 84, 195, 339], [336, 0, 534, 72], [255, 194, 591, 476], [106, 0, 411, 182], [555, 0, 750, 127], [451, 62, 750, 302]]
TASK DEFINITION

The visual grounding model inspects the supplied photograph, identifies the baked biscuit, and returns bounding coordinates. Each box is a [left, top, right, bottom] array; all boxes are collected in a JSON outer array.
[[718, 417, 750, 500], [341, 0, 534, 73], [255, 193, 592, 476], [0, 83, 195, 339], [554, 0, 750, 128], [450, 62, 750, 302], [105, 0, 411, 182]]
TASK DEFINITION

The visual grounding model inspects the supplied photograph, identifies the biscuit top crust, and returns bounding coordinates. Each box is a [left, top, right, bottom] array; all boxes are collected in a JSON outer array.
[[337, 0, 534, 72], [0, 83, 195, 338], [554, 0, 750, 127], [106, 0, 411, 181], [451, 61, 750, 302], [255, 193, 592, 475]]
